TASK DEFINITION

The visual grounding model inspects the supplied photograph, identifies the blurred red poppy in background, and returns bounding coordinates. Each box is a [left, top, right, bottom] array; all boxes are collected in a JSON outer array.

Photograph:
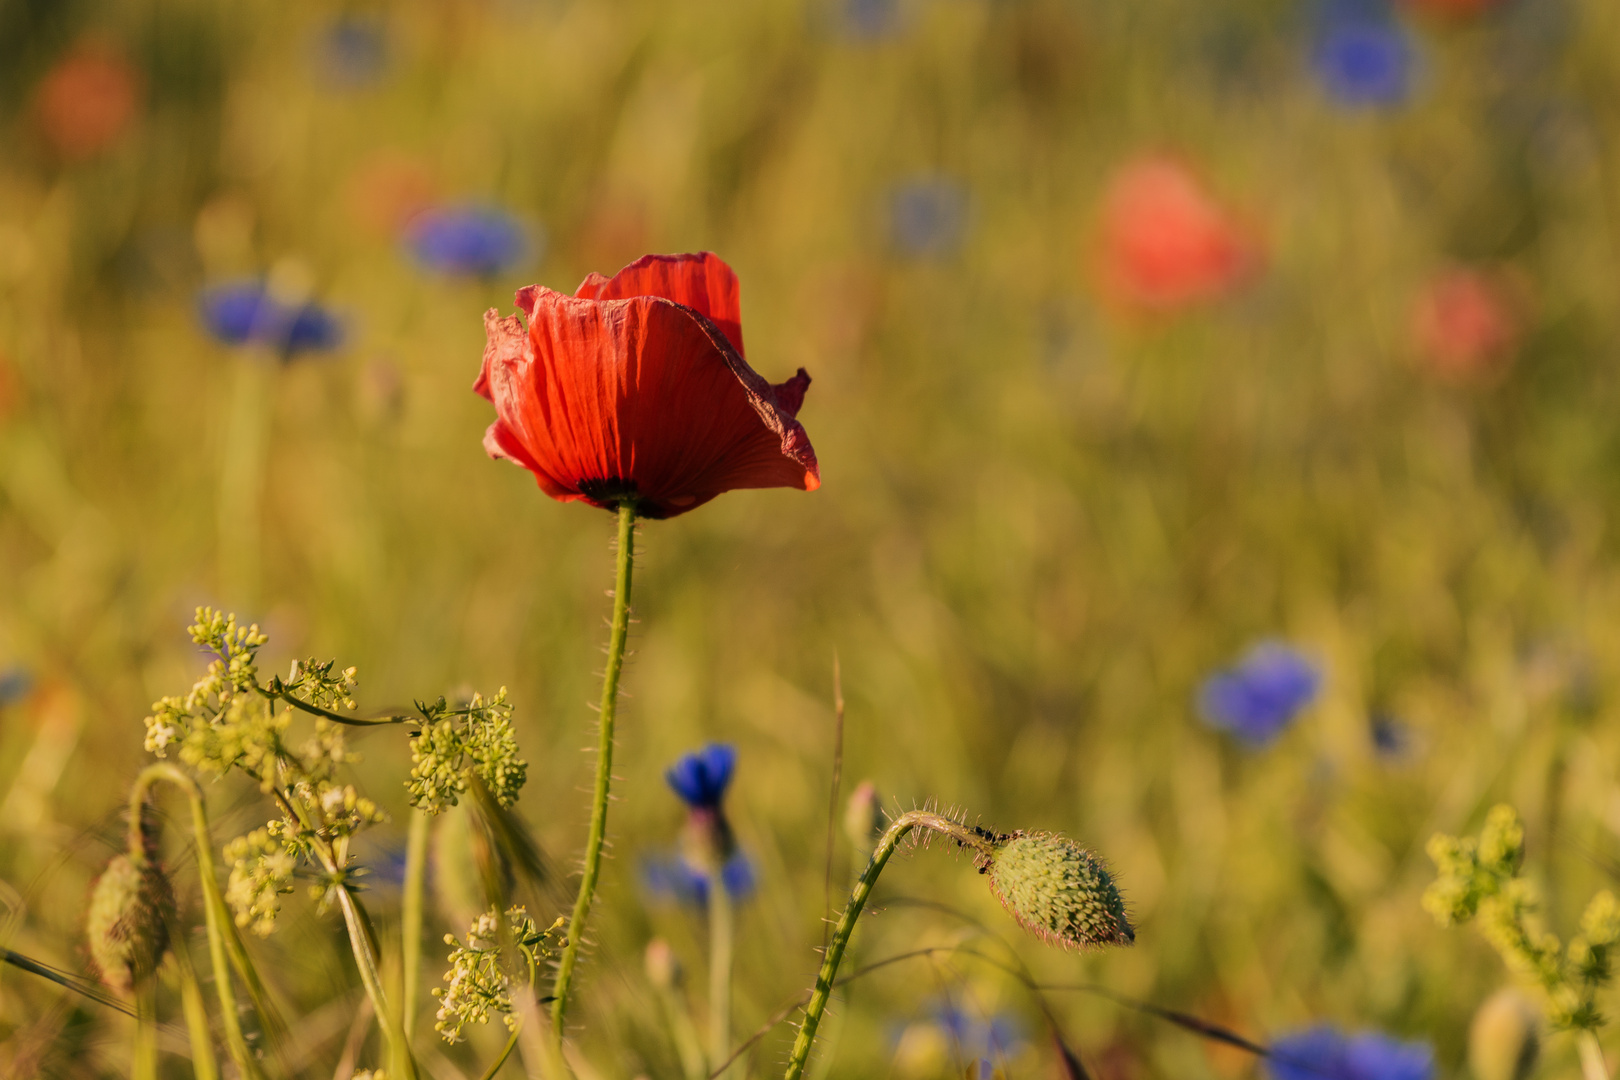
[[33, 41, 142, 162], [1095, 156, 1256, 314], [1411, 268, 1521, 382], [475, 252, 819, 518]]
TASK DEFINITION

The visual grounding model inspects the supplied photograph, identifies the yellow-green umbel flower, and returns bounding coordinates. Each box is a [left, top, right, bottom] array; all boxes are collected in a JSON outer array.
[[985, 831, 1133, 949], [86, 854, 175, 993]]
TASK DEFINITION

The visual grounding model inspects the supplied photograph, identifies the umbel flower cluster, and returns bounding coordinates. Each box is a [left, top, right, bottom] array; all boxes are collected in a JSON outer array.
[[1426, 804, 1620, 1031], [433, 906, 566, 1043]]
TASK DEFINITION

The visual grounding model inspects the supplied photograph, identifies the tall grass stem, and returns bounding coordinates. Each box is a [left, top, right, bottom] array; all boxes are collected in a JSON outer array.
[[171, 933, 220, 1080], [402, 806, 430, 1043], [709, 872, 734, 1077], [551, 502, 637, 1043]]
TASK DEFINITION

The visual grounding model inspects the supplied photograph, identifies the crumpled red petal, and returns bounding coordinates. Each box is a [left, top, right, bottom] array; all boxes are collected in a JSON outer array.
[[475, 270, 818, 518], [574, 252, 746, 357]]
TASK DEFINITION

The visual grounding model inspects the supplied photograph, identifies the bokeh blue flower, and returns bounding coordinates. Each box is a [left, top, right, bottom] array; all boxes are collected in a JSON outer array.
[[197, 282, 344, 358], [640, 849, 755, 908], [315, 15, 389, 90], [840, 0, 902, 40], [665, 742, 737, 809], [1370, 713, 1414, 760], [1199, 642, 1322, 747], [0, 664, 33, 706], [405, 205, 531, 278], [1268, 1025, 1434, 1080], [888, 174, 970, 259], [1310, 0, 1415, 108]]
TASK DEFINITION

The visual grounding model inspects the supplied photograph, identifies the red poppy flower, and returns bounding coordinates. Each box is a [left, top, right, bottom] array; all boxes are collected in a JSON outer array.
[[33, 41, 141, 162], [474, 252, 819, 519], [1411, 268, 1520, 382], [1095, 156, 1256, 313]]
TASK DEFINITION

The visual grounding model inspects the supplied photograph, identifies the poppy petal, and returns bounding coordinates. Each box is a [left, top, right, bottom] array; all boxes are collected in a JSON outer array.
[[477, 288, 816, 518], [574, 251, 746, 357]]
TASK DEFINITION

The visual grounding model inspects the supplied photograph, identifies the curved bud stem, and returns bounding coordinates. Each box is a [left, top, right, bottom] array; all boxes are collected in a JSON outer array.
[[552, 502, 638, 1044], [782, 811, 992, 1080], [132, 763, 266, 1080]]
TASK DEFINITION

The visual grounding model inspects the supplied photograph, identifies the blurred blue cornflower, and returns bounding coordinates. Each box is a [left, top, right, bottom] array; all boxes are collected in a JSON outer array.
[[887, 174, 970, 259], [1198, 642, 1322, 747], [1369, 712, 1414, 760], [840, 0, 902, 40], [197, 281, 344, 359], [666, 743, 736, 809], [640, 849, 756, 908], [931, 1001, 1023, 1058], [315, 14, 389, 90], [1268, 1025, 1434, 1080], [1310, 0, 1415, 108], [0, 664, 34, 706], [405, 205, 531, 278]]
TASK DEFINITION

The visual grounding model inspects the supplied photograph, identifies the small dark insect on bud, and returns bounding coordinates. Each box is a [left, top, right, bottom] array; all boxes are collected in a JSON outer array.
[[985, 831, 1133, 949], [86, 854, 175, 993]]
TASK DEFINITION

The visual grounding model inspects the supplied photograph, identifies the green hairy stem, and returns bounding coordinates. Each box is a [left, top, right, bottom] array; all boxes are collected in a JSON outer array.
[[552, 502, 638, 1043], [783, 811, 992, 1080]]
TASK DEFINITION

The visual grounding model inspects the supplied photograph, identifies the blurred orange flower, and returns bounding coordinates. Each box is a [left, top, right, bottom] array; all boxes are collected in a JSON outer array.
[[33, 41, 142, 162], [1410, 268, 1521, 383], [344, 151, 439, 238], [1094, 156, 1256, 314]]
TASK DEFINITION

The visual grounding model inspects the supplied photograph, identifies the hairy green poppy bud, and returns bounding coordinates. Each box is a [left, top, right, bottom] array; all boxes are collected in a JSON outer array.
[[1469, 988, 1539, 1080], [86, 854, 175, 993], [985, 832, 1133, 949]]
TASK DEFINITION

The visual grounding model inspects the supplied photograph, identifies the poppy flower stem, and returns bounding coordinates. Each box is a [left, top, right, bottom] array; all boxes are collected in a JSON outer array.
[[401, 806, 430, 1043], [551, 502, 638, 1044], [783, 811, 992, 1080]]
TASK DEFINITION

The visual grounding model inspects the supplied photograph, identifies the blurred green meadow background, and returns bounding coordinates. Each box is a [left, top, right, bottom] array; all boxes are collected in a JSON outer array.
[[5, 0, 1620, 1076]]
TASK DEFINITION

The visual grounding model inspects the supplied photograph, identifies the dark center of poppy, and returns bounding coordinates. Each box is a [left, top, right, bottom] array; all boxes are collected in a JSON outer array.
[[575, 477, 668, 519]]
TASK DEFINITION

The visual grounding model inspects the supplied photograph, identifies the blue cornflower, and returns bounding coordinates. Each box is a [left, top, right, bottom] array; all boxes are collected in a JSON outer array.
[[1198, 642, 1322, 747], [841, 0, 902, 40], [888, 174, 970, 259], [1269, 1026, 1434, 1080], [405, 205, 531, 278], [197, 282, 344, 358], [665, 743, 737, 810], [927, 1001, 1024, 1059], [1310, 1, 1415, 108], [315, 14, 388, 90], [640, 850, 756, 908], [0, 665, 33, 706], [1370, 713, 1414, 760]]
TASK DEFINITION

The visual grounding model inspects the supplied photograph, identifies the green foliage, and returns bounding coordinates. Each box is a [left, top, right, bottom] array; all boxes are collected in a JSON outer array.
[[1426, 805, 1619, 1031]]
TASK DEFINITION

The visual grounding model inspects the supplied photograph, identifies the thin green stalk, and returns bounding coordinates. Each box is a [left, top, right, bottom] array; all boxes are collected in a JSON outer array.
[[478, 951, 537, 1080], [336, 883, 418, 1079], [708, 874, 734, 1077], [551, 502, 637, 1042], [782, 811, 991, 1080], [402, 806, 430, 1044], [172, 935, 220, 1080], [217, 356, 271, 608], [1580, 1031, 1610, 1080], [133, 979, 157, 1080], [656, 982, 706, 1080], [130, 764, 264, 1080]]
